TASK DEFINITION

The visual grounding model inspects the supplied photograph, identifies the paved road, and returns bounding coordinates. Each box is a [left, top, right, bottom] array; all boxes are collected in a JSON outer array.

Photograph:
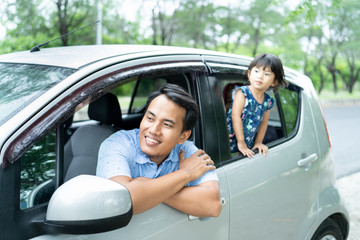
[[322, 103, 360, 240], [322, 104, 360, 178]]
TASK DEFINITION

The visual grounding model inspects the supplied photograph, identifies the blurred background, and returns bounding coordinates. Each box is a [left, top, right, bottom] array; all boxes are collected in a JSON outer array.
[[0, 0, 359, 98]]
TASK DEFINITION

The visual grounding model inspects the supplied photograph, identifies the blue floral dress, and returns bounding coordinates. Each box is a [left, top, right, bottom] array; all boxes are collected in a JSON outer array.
[[226, 85, 275, 153]]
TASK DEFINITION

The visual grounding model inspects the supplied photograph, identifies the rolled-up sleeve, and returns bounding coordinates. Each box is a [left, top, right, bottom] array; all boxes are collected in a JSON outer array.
[[181, 141, 219, 187]]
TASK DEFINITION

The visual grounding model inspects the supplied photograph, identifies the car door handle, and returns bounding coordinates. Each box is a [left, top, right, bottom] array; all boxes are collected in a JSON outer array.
[[297, 153, 318, 171]]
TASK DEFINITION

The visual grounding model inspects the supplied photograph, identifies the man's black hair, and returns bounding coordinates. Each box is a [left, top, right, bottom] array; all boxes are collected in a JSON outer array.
[[145, 83, 199, 132]]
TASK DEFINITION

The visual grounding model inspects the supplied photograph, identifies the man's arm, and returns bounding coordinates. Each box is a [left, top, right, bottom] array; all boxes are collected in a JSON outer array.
[[164, 180, 221, 217], [110, 149, 219, 216]]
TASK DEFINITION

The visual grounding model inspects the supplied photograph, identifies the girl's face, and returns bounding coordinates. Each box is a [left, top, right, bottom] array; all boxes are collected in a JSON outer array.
[[248, 65, 277, 92]]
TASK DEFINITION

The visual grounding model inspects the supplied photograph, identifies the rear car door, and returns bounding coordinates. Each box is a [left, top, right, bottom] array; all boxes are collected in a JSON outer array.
[[203, 56, 321, 239]]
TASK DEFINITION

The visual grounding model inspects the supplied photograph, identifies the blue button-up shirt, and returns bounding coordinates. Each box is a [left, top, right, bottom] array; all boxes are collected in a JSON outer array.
[[96, 129, 218, 186]]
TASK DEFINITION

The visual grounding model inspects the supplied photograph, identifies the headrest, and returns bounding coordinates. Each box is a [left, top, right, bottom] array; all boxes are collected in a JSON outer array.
[[88, 93, 122, 127]]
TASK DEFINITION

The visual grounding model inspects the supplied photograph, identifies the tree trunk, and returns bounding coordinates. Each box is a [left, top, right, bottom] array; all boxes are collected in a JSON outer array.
[[345, 52, 360, 94], [151, 8, 157, 45], [56, 0, 69, 46], [252, 27, 260, 57], [326, 53, 338, 93]]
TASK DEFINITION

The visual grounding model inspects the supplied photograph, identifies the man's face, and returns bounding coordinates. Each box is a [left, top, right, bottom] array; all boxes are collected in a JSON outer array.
[[139, 94, 191, 165]]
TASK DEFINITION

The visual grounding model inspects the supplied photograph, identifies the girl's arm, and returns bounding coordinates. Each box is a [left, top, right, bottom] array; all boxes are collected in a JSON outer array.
[[231, 91, 254, 158], [253, 110, 270, 155]]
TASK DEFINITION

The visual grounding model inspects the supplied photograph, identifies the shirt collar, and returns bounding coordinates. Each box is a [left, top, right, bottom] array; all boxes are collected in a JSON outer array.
[[134, 129, 179, 165]]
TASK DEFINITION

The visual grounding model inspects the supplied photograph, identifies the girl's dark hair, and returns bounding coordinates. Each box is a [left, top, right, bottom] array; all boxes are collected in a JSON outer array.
[[248, 53, 288, 93], [146, 83, 199, 132]]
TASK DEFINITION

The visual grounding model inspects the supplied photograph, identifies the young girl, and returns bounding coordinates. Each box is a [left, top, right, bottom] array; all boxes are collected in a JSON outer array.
[[226, 53, 287, 158]]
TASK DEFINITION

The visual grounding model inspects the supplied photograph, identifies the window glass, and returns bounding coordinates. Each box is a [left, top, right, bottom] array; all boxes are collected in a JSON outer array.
[[20, 130, 56, 209], [278, 87, 299, 136], [111, 80, 137, 114], [0, 63, 75, 127], [72, 77, 167, 121], [72, 97, 91, 121], [130, 78, 167, 113]]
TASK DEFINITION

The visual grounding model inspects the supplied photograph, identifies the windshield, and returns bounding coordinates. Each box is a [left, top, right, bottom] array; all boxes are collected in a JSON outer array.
[[0, 63, 76, 126]]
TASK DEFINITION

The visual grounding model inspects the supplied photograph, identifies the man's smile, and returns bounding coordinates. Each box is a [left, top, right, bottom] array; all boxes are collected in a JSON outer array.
[[145, 135, 161, 145]]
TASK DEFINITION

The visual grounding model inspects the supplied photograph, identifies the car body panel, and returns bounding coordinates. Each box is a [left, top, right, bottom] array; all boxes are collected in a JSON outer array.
[[224, 90, 320, 239], [30, 168, 230, 240], [0, 45, 349, 240]]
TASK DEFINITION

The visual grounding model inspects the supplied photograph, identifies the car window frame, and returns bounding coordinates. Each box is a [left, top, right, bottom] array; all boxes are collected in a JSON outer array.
[[201, 59, 303, 165], [1, 55, 207, 168]]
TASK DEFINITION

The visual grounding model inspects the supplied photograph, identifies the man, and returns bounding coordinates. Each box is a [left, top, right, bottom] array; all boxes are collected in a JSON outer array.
[[96, 83, 222, 217]]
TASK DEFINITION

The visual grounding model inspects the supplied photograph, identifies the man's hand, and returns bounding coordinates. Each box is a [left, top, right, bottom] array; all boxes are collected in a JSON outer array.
[[111, 149, 219, 216], [178, 149, 216, 182]]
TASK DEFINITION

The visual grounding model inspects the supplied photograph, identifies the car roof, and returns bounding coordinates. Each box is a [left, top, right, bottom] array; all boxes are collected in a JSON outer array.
[[0, 44, 229, 69], [0, 44, 303, 85]]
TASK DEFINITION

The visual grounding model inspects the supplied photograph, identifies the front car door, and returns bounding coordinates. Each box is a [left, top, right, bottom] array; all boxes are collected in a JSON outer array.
[[1, 54, 230, 239]]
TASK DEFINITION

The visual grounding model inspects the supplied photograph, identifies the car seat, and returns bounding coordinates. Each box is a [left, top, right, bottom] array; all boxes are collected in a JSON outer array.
[[64, 92, 122, 181]]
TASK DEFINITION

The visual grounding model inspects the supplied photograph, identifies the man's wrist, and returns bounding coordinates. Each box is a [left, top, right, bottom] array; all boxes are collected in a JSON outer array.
[[177, 168, 194, 184]]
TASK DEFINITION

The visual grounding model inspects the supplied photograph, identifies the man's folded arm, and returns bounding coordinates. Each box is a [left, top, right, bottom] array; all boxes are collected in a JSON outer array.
[[110, 168, 193, 215], [164, 180, 222, 217]]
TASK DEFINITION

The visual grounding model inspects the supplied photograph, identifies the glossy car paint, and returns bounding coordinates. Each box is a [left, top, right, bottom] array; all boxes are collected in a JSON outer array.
[[0, 45, 349, 240]]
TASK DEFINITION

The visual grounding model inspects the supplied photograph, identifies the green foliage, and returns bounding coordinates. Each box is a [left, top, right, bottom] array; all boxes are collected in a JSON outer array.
[[0, 0, 359, 95]]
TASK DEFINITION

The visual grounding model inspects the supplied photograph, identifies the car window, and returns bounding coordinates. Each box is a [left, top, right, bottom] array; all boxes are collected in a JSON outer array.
[[277, 87, 299, 136], [72, 78, 167, 121], [214, 72, 300, 157], [20, 130, 56, 209], [127, 77, 167, 114], [0, 63, 76, 127]]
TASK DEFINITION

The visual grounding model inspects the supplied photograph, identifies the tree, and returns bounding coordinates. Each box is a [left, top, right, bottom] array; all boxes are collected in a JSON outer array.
[[100, 0, 146, 44], [150, 0, 180, 46], [0, 0, 359, 94], [3, 0, 48, 38], [242, 0, 286, 57], [337, 0, 360, 93], [53, 0, 94, 46], [170, 0, 217, 49], [214, 6, 246, 53]]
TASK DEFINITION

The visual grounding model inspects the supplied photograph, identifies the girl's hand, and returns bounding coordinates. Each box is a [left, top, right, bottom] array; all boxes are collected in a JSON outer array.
[[237, 142, 255, 158], [252, 143, 268, 156]]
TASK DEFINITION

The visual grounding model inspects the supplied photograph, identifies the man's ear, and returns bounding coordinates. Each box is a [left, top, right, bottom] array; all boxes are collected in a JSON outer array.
[[179, 130, 191, 144]]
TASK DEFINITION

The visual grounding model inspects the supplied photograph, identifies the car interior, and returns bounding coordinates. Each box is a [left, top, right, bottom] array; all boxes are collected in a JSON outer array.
[[62, 74, 191, 182], [62, 74, 287, 181], [21, 72, 299, 210]]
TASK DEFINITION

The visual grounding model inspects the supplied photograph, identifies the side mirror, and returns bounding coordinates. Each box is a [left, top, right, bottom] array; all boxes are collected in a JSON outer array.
[[44, 175, 132, 234]]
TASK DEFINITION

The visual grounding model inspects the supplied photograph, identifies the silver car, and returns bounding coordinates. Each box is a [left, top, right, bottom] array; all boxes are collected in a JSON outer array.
[[0, 45, 349, 240]]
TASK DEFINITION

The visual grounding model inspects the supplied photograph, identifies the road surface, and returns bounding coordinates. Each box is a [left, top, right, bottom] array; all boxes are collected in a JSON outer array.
[[322, 104, 360, 178]]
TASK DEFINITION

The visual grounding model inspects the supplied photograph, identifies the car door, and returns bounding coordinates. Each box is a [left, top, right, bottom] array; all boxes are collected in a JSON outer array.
[[203, 57, 320, 239], [74, 69, 230, 240], [1, 55, 229, 240]]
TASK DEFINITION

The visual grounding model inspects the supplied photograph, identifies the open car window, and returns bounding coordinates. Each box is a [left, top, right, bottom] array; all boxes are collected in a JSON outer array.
[[213, 72, 300, 158]]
